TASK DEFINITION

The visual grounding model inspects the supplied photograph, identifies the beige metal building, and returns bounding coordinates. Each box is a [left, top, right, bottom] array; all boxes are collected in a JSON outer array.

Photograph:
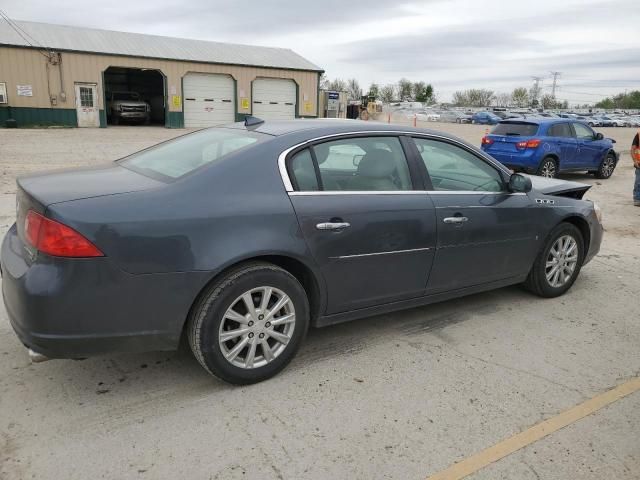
[[0, 20, 322, 128]]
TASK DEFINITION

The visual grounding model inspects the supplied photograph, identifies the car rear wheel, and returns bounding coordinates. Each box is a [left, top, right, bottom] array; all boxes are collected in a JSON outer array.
[[524, 223, 584, 298], [188, 262, 309, 384], [595, 153, 616, 179], [537, 157, 558, 178]]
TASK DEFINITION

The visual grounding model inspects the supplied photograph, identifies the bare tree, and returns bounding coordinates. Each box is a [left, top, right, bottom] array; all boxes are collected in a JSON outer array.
[[495, 92, 511, 107], [347, 78, 362, 101], [327, 78, 347, 92], [452, 89, 494, 107], [511, 87, 529, 108], [380, 84, 396, 104], [398, 78, 413, 101]]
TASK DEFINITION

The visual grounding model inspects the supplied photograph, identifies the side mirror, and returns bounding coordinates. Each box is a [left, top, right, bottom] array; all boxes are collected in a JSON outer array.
[[508, 173, 532, 193], [595, 132, 604, 140]]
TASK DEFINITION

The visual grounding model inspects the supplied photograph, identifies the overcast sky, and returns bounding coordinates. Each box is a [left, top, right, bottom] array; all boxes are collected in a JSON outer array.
[[2, 0, 639, 104]]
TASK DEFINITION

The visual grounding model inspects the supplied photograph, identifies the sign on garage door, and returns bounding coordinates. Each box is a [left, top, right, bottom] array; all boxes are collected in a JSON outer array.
[[183, 73, 235, 127], [252, 78, 296, 120]]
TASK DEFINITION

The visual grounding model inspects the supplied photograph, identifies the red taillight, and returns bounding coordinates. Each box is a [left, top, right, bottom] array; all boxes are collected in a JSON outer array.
[[517, 138, 541, 149], [24, 210, 103, 258], [482, 136, 493, 145]]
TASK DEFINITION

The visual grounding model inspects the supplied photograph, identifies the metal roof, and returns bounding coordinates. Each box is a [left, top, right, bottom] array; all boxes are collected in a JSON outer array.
[[0, 20, 322, 72]]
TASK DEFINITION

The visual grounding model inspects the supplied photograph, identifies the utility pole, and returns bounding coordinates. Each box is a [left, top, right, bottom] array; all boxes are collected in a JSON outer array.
[[530, 76, 542, 106], [550, 71, 561, 98]]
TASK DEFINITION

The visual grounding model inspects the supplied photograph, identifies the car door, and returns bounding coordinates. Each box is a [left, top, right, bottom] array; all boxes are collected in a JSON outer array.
[[286, 135, 437, 314], [572, 122, 603, 168], [410, 136, 539, 294], [548, 122, 578, 168]]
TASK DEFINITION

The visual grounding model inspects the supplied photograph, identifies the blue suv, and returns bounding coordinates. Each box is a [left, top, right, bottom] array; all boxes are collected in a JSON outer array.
[[481, 119, 618, 178], [471, 111, 501, 125]]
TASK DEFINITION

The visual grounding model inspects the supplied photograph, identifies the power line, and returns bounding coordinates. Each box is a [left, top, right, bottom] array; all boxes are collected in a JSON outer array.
[[0, 9, 51, 59]]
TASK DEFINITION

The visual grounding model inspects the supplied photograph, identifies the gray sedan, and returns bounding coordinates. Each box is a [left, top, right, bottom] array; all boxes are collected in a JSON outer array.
[[1, 119, 603, 384]]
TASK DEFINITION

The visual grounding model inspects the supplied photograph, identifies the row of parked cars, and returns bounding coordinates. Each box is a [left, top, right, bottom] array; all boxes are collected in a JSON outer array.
[[392, 107, 640, 127]]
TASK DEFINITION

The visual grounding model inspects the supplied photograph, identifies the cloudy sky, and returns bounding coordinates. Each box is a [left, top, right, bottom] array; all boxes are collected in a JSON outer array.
[[2, 0, 639, 104]]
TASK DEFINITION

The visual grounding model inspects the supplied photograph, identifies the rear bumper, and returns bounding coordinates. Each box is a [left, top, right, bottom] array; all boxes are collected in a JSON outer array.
[[483, 150, 539, 173], [1, 224, 205, 358]]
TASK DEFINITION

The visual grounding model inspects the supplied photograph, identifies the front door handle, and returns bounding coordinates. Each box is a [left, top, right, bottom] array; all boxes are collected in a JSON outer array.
[[316, 222, 351, 231], [443, 216, 468, 224]]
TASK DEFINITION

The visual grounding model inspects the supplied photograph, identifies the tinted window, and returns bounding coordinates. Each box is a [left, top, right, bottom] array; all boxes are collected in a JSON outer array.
[[573, 123, 595, 139], [289, 149, 319, 191], [414, 138, 504, 192], [312, 137, 412, 191], [121, 129, 263, 179], [492, 122, 539, 136], [547, 123, 573, 138]]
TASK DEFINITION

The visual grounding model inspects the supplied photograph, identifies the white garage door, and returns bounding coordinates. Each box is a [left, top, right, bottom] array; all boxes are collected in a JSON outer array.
[[252, 78, 297, 120], [183, 73, 235, 127]]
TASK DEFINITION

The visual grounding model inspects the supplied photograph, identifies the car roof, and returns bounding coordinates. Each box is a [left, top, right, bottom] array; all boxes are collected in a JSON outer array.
[[499, 118, 574, 126], [221, 118, 462, 139]]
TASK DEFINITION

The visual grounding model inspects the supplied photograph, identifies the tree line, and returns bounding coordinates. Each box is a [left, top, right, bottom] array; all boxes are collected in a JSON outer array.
[[595, 91, 640, 109], [321, 75, 436, 104], [451, 87, 568, 110]]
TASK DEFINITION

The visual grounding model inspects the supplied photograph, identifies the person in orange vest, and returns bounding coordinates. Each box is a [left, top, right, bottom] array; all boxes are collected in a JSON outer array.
[[633, 133, 640, 206]]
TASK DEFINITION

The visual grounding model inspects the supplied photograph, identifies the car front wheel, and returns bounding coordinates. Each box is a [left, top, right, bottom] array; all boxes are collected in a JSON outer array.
[[595, 152, 616, 179], [188, 262, 309, 384], [524, 223, 584, 298], [537, 157, 558, 178]]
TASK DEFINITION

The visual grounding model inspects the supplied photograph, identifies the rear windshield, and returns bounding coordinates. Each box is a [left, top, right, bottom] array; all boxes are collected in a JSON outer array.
[[120, 128, 265, 180], [492, 122, 539, 136]]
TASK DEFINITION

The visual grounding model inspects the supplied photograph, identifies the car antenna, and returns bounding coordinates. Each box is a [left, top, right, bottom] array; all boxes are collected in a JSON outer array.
[[244, 116, 264, 127]]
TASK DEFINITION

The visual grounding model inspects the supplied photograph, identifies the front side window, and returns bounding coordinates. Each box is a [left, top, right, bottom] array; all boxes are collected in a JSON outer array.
[[573, 122, 595, 140], [312, 137, 412, 191], [120, 128, 263, 180], [414, 138, 504, 192]]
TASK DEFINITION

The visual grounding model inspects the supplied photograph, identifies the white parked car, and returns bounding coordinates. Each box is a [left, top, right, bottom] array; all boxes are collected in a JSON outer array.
[[415, 110, 440, 121]]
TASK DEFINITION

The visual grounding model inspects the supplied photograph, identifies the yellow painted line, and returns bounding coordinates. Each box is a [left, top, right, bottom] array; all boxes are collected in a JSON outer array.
[[427, 377, 640, 480]]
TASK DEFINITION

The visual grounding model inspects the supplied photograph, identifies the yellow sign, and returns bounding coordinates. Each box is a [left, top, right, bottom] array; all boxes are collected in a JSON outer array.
[[241, 98, 250, 110], [304, 102, 313, 113], [172, 95, 181, 108]]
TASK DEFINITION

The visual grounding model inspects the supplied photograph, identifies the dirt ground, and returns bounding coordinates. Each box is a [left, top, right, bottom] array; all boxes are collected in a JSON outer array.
[[0, 123, 639, 480]]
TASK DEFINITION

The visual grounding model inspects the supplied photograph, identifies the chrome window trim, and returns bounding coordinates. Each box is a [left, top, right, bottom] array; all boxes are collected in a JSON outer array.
[[330, 247, 432, 259], [277, 130, 512, 193], [288, 191, 526, 196]]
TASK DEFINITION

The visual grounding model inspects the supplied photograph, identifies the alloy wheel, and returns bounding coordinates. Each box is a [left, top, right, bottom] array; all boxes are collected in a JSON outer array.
[[540, 160, 556, 178], [545, 235, 579, 288], [218, 286, 296, 369], [601, 156, 615, 178]]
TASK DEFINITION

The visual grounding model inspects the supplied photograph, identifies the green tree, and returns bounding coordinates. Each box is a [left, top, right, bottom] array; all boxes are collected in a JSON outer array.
[[414, 83, 435, 103]]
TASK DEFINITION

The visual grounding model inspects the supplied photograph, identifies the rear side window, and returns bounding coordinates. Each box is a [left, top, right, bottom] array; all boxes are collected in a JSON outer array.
[[491, 122, 539, 136], [120, 128, 264, 180], [547, 123, 573, 138], [289, 149, 319, 191]]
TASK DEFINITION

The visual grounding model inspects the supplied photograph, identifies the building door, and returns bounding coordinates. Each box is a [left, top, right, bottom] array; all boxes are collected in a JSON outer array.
[[183, 73, 235, 127], [75, 83, 100, 127], [252, 78, 296, 120]]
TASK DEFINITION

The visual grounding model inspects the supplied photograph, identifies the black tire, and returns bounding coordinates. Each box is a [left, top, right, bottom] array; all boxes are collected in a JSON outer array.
[[112, 116, 120, 126], [144, 116, 151, 125], [188, 262, 309, 384], [595, 152, 616, 179], [537, 156, 558, 178], [524, 223, 584, 298]]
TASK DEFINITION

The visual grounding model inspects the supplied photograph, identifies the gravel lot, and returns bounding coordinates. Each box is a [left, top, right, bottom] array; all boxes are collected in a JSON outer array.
[[1, 123, 639, 480]]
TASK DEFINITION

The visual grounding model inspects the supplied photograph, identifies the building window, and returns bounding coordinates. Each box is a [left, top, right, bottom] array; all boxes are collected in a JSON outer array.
[[79, 87, 93, 107]]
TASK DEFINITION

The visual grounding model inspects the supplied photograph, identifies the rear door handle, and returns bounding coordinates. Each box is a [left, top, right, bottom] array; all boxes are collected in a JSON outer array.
[[316, 222, 351, 231], [443, 216, 468, 224]]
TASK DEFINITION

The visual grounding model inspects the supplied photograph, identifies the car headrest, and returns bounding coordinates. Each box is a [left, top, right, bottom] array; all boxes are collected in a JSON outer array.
[[357, 149, 396, 178]]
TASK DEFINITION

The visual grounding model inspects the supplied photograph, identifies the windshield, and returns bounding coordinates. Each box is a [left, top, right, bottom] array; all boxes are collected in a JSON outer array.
[[120, 128, 265, 180], [113, 92, 141, 101], [492, 122, 539, 136]]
